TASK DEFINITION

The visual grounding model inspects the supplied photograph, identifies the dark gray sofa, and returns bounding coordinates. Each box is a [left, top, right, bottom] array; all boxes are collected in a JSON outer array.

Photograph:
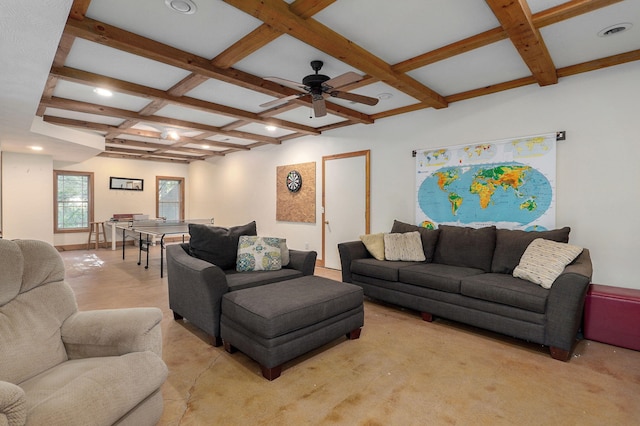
[[338, 221, 593, 361], [166, 222, 317, 346]]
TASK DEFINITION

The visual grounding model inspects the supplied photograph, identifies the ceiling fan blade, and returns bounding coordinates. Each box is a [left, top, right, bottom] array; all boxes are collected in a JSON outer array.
[[330, 90, 379, 106], [323, 72, 363, 90], [264, 77, 307, 92], [259, 94, 302, 108], [312, 96, 327, 117]]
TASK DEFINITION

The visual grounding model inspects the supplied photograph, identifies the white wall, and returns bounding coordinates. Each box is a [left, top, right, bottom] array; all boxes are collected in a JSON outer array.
[[189, 61, 640, 290], [53, 156, 189, 246], [2, 152, 54, 243]]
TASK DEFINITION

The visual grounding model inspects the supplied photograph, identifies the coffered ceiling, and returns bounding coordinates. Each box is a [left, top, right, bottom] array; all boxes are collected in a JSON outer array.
[[1, 0, 639, 163]]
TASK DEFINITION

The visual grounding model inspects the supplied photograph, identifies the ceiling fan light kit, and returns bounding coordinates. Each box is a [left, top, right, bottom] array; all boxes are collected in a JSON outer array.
[[261, 60, 379, 118]]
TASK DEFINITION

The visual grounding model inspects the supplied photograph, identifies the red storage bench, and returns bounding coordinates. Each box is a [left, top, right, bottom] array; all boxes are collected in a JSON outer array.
[[584, 284, 640, 351]]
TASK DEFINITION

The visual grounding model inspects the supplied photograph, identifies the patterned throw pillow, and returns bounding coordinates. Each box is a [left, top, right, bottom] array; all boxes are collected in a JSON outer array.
[[279, 239, 289, 266], [384, 231, 426, 262], [513, 238, 583, 289], [236, 236, 282, 271]]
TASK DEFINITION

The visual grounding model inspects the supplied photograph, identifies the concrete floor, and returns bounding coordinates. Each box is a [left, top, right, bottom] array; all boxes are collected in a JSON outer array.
[[61, 246, 640, 425]]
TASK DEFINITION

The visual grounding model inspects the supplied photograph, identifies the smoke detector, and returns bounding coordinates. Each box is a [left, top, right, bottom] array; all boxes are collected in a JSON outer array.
[[165, 0, 197, 15]]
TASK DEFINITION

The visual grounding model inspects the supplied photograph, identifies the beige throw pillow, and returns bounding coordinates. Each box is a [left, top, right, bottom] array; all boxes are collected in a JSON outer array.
[[384, 231, 426, 262], [360, 233, 385, 260], [513, 238, 583, 289]]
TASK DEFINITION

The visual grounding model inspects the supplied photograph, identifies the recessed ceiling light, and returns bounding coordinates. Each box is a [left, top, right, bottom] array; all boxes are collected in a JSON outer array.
[[377, 93, 393, 100], [161, 129, 180, 141], [30, 146, 43, 151], [165, 0, 197, 14], [598, 23, 632, 37], [202, 144, 210, 149], [265, 125, 277, 132], [93, 88, 113, 97]]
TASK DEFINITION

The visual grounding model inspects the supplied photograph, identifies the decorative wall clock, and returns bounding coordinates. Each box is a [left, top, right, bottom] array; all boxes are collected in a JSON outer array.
[[286, 170, 302, 192]]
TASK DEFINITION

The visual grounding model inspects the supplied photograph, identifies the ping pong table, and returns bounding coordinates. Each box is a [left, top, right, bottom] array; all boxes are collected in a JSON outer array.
[[117, 219, 214, 277]]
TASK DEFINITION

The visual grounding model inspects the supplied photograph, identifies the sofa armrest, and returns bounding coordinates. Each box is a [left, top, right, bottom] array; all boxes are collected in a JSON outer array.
[[166, 243, 229, 342], [61, 307, 163, 359], [337, 241, 371, 283], [0, 381, 26, 426], [287, 250, 317, 276], [545, 249, 593, 351]]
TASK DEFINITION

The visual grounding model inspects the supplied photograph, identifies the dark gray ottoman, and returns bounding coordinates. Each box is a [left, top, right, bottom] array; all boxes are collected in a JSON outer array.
[[220, 276, 364, 380]]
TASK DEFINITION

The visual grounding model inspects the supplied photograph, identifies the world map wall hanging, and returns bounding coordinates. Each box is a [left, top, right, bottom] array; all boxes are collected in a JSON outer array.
[[415, 133, 557, 231]]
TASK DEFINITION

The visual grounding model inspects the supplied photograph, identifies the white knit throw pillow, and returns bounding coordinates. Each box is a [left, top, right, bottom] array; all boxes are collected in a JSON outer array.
[[384, 231, 426, 262], [513, 238, 583, 288]]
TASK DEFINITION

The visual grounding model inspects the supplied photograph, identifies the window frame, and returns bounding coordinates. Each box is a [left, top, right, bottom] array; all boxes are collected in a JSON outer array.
[[156, 176, 185, 221], [53, 170, 94, 233]]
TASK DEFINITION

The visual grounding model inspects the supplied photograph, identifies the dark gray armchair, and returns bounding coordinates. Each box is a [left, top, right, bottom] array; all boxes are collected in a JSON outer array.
[[166, 243, 317, 346]]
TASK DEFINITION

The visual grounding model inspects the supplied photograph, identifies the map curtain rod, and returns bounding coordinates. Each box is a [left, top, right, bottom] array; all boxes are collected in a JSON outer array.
[[412, 130, 566, 157]]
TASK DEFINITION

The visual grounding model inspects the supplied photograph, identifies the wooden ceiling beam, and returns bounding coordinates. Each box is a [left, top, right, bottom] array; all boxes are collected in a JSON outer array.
[[485, 0, 558, 86], [223, 0, 448, 109], [213, 0, 336, 68], [533, 0, 623, 28], [393, 0, 622, 74], [99, 150, 192, 164], [49, 66, 320, 135], [69, 0, 91, 21], [63, 16, 373, 124], [41, 96, 282, 145]]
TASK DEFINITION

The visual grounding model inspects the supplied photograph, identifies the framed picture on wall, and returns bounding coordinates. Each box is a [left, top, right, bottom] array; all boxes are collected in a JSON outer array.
[[109, 177, 144, 191]]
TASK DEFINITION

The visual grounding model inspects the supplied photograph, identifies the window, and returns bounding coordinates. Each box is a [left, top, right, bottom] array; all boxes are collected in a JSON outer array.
[[54, 171, 93, 233], [157, 176, 184, 221]]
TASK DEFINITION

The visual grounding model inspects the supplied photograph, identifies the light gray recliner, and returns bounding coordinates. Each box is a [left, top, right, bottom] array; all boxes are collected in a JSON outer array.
[[0, 239, 168, 426]]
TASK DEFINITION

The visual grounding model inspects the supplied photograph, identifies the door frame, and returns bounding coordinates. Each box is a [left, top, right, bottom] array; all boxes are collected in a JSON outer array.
[[321, 150, 371, 268]]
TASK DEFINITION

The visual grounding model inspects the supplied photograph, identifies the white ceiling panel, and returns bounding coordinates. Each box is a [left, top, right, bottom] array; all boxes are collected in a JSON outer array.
[[408, 40, 533, 96], [153, 104, 236, 128], [53, 80, 152, 111], [271, 108, 348, 128], [206, 135, 255, 146], [234, 122, 295, 139], [85, 0, 263, 59], [541, 2, 640, 68], [65, 39, 191, 90], [235, 34, 365, 83], [186, 79, 277, 113], [313, 0, 500, 64], [44, 107, 125, 127], [327, 82, 420, 113]]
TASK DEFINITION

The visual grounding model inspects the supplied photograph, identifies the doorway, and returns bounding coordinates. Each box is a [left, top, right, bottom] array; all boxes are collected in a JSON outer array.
[[322, 150, 370, 269]]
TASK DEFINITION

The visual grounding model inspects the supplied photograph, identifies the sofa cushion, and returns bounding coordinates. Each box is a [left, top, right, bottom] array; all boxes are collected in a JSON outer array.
[[460, 273, 549, 314], [19, 352, 167, 426], [351, 258, 420, 282], [226, 269, 303, 292], [236, 236, 282, 272], [221, 277, 363, 339], [188, 221, 257, 270], [390, 220, 440, 262], [399, 263, 485, 294], [384, 232, 426, 261], [513, 239, 583, 289], [360, 233, 385, 260], [491, 227, 571, 274], [433, 225, 496, 272]]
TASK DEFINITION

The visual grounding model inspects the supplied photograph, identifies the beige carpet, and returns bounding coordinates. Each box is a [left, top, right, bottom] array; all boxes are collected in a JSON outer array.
[[61, 247, 640, 425]]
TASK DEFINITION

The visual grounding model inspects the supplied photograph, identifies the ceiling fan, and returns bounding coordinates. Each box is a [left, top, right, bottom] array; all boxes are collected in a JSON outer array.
[[260, 60, 379, 117]]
